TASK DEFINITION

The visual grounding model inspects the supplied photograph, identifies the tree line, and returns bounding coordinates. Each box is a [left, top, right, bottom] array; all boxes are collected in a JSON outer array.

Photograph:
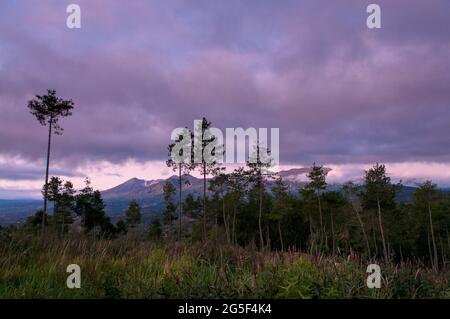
[[161, 117, 449, 270], [23, 91, 449, 270], [161, 159, 449, 270]]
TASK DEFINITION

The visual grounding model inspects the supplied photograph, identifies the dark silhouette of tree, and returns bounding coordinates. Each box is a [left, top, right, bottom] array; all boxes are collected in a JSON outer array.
[[125, 200, 142, 225], [183, 193, 202, 219], [115, 220, 127, 235], [74, 178, 93, 228], [167, 127, 194, 240], [74, 178, 112, 235], [321, 191, 347, 256], [42, 176, 63, 214], [192, 117, 224, 241], [26, 210, 48, 231], [247, 144, 275, 249], [163, 181, 177, 225], [343, 181, 371, 258], [299, 186, 318, 254], [360, 163, 401, 263], [304, 163, 328, 249], [227, 167, 250, 244], [149, 219, 162, 239], [56, 180, 75, 235], [27, 89, 74, 228], [413, 181, 441, 271], [42, 177, 75, 235], [270, 177, 292, 251], [209, 173, 230, 243]]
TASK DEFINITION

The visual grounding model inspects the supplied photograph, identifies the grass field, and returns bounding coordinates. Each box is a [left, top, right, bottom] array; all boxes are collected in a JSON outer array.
[[0, 232, 448, 299]]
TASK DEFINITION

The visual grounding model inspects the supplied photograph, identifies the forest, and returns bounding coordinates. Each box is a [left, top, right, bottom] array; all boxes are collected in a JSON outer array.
[[0, 91, 448, 299]]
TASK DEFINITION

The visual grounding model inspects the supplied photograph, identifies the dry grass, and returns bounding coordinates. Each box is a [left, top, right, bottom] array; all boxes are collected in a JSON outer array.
[[0, 231, 448, 299]]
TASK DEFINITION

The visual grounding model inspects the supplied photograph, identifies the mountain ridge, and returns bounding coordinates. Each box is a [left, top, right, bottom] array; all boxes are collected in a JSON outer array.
[[2, 168, 448, 225]]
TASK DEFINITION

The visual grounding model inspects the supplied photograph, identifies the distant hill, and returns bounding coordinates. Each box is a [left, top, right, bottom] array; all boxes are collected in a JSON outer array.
[[0, 199, 43, 225], [101, 175, 204, 216], [100, 169, 315, 215], [0, 169, 309, 225]]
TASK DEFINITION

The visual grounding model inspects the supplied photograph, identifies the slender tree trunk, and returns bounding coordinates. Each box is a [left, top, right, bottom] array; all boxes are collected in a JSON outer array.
[[178, 164, 182, 241], [308, 214, 314, 255], [42, 119, 53, 229], [428, 202, 438, 271], [82, 206, 85, 230], [439, 233, 445, 269], [427, 229, 434, 269], [387, 240, 391, 260], [399, 245, 403, 263], [61, 216, 65, 236], [377, 196, 389, 263], [330, 212, 336, 256], [215, 206, 218, 227], [446, 229, 450, 251], [372, 228, 378, 257], [61, 213, 65, 236], [350, 200, 371, 258], [266, 224, 270, 250], [258, 174, 264, 250], [316, 190, 324, 249], [232, 204, 237, 244], [278, 220, 284, 251], [203, 162, 206, 241], [223, 196, 230, 244]]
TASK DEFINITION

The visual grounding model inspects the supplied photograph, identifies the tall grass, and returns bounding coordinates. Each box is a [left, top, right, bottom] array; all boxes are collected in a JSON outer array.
[[0, 231, 448, 299]]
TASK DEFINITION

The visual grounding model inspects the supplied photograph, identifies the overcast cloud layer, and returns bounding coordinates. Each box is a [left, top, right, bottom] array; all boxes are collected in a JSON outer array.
[[1, 0, 450, 195]]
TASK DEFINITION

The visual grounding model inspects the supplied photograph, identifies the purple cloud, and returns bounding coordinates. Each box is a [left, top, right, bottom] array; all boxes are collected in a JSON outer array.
[[0, 0, 450, 180]]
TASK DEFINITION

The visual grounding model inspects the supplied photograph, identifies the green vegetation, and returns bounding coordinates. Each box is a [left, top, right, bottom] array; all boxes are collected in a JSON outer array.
[[11, 105, 450, 299], [125, 200, 142, 226], [0, 232, 447, 299]]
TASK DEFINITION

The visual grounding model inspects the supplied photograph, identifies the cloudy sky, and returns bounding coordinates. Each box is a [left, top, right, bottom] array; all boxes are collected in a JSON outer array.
[[1, 0, 450, 198]]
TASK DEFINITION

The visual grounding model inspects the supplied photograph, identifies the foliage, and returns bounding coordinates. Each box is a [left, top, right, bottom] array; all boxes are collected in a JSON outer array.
[[0, 234, 447, 299], [163, 181, 177, 224], [125, 200, 142, 225], [74, 178, 114, 236], [27, 89, 74, 135]]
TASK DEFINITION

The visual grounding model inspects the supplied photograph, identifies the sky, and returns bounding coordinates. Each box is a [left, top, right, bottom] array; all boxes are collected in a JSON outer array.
[[1, 0, 450, 198]]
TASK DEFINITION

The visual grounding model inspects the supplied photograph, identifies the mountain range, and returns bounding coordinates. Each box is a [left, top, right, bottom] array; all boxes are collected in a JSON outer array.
[[0, 168, 446, 225], [100, 168, 319, 214], [0, 168, 309, 225]]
